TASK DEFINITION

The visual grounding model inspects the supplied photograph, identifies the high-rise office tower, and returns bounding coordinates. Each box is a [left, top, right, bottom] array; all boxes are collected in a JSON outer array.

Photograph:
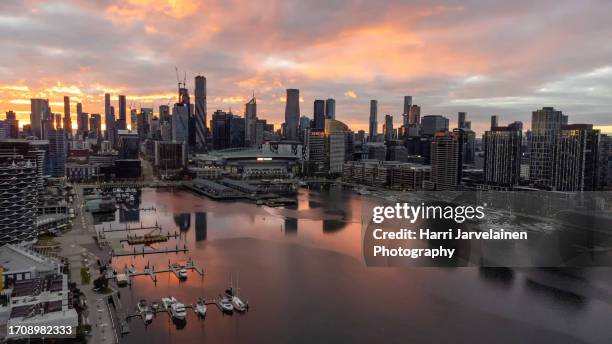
[[325, 98, 336, 120], [118, 95, 127, 130], [457, 112, 466, 129], [48, 128, 66, 177], [369, 100, 378, 142], [90, 114, 101, 139], [3, 111, 18, 139], [63, 96, 72, 136], [79, 112, 89, 136], [408, 105, 421, 125], [314, 100, 325, 130], [403, 96, 412, 127], [54, 114, 62, 129], [172, 103, 190, 143], [453, 127, 476, 182], [284, 89, 300, 140], [76, 103, 83, 134], [427, 131, 459, 191], [421, 115, 449, 136], [324, 119, 349, 173], [194, 75, 207, 149], [305, 129, 326, 176], [403, 96, 412, 116], [104, 93, 116, 144], [383, 115, 394, 141], [130, 108, 137, 131], [529, 107, 567, 188], [553, 124, 600, 191], [483, 121, 523, 187], [244, 95, 257, 147], [491, 115, 499, 129], [30, 98, 50, 139], [211, 110, 232, 150]]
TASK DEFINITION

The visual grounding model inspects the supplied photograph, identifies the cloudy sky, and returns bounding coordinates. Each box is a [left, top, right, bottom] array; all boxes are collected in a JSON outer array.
[[1, 0, 611, 134]]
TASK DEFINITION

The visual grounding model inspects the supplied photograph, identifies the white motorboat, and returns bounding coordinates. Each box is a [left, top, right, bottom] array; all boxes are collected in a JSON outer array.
[[170, 301, 187, 320], [225, 287, 247, 312], [194, 298, 207, 317], [151, 301, 160, 312], [137, 300, 153, 323], [357, 188, 371, 195], [162, 296, 187, 320], [178, 268, 188, 280], [218, 296, 234, 313]]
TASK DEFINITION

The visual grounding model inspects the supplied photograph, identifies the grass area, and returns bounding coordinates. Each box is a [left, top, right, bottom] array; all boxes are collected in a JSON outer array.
[[80, 267, 91, 284]]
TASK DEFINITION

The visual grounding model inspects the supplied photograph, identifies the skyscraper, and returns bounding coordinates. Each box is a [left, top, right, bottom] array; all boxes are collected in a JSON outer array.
[[553, 124, 600, 191], [63, 96, 72, 136], [403, 96, 412, 127], [369, 100, 378, 142], [117, 95, 127, 130], [104, 93, 116, 144], [483, 121, 523, 187], [426, 131, 459, 191], [383, 115, 394, 141], [491, 115, 499, 129], [172, 103, 189, 143], [408, 105, 421, 125], [211, 110, 232, 150], [194, 75, 207, 149], [529, 107, 567, 189], [421, 115, 449, 136], [313, 100, 325, 130], [30, 98, 50, 139], [325, 98, 336, 120], [244, 95, 257, 147], [457, 112, 466, 129], [284, 89, 300, 140]]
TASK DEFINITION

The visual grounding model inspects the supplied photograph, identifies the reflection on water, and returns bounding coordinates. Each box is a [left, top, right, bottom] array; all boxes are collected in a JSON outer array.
[[98, 187, 612, 344], [195, 212, 207, 241]]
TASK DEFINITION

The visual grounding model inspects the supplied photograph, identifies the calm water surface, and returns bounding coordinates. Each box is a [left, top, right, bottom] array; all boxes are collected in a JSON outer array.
[[99, 187, 612, 344]]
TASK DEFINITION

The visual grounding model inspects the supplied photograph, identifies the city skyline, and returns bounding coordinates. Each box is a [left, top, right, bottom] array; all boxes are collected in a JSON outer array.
[[1, 1, 612, 135]]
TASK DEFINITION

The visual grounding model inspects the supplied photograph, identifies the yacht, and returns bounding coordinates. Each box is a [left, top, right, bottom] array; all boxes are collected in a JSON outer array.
[[194, 298, 207, 317], [137, 300, 153, 323], [151, 301, 160, 312], [178, 268, 188, 280], [162, 296, 187, 320], [218, 295, 234, 313], [225, 287, 247, 312]]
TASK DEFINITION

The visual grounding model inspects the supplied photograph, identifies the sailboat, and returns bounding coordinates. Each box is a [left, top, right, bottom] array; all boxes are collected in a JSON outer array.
[[225, 273, 248, 312]]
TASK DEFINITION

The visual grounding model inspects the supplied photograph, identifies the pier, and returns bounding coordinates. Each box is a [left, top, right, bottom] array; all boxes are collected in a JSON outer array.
[[122, 259, 205, 283], [111, 245, 189, 257]]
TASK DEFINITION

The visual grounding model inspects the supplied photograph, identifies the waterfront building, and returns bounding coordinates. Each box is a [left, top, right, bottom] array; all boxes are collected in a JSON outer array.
[[425, 131, 459, 190], [553, 124, 600, 191], [194, 75, 207, 149], [325, 119, 350, 174], [529, 107, 567, 189], [483, 122, 523, 188], [155, 141, 187, 172], [305, 129, 326, 176]]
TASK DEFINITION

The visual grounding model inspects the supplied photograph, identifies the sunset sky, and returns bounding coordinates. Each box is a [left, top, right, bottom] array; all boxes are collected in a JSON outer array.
[[1, 0, 611, 134]]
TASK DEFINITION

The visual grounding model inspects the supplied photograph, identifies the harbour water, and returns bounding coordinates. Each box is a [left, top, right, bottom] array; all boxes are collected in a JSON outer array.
[[101, 186, 612, 343]]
